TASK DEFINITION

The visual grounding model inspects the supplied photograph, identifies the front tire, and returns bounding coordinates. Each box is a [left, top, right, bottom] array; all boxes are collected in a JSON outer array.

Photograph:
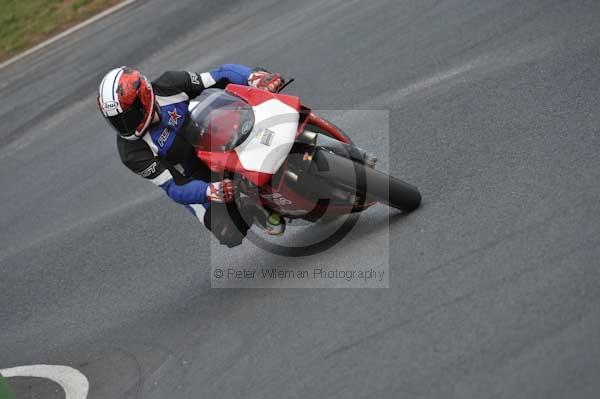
[[311, 149, 421, 212]]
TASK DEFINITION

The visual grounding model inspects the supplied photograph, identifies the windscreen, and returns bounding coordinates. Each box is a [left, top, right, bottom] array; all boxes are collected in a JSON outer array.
[[183, 89, 255, 151]]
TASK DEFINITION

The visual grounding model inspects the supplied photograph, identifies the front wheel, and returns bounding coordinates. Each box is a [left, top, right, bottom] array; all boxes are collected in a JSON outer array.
[[311, 149, 421, 212]]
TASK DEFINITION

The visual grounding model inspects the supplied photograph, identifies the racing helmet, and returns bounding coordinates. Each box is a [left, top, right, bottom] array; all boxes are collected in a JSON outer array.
[[98, 67, 155, 140]]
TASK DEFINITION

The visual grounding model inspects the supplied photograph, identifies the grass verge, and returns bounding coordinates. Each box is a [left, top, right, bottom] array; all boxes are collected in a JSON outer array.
[[0, 0, 122, 62], [0, 374, 15, 399]]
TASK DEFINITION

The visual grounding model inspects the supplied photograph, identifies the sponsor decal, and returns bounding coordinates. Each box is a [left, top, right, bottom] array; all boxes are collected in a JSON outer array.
[[261, 192, 292, 206], [257, 128, 274, 146], [241, 120, 253, 135], [158, 128, 170, 147], [139, 161, 157, 177], [168, 108, 182, 127], [188, 72, 200, 85], [102, 100, 119, 112]]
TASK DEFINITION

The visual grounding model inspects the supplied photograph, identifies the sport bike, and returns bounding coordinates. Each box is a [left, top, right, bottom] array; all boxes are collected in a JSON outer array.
[[183, 83, 421, 245]]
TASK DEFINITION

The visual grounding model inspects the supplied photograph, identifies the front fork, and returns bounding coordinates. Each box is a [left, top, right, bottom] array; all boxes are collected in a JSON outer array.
[[296, 129, 375, 167]]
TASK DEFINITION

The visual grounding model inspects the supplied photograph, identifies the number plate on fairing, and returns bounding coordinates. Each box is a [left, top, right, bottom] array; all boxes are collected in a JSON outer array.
[[234, 99, 299, 174]]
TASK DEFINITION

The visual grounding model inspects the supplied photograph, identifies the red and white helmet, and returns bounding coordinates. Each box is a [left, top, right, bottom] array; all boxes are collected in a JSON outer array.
[[98, 67, 155, 140]]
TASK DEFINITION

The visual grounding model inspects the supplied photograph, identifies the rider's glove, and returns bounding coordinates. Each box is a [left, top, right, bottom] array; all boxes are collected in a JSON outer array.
[[248, 71, 283, 93], [206, 179, 234, 203]]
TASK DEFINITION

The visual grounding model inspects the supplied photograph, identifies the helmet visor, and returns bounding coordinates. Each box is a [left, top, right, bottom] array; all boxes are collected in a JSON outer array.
[[106, 98, 145, 137]]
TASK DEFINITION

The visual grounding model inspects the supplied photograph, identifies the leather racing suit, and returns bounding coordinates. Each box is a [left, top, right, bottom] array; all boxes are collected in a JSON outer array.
[[116, 64, 260, 243]]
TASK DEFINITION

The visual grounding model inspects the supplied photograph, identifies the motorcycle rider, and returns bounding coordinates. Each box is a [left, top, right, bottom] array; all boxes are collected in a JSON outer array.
[[97, 64, 285, 247]]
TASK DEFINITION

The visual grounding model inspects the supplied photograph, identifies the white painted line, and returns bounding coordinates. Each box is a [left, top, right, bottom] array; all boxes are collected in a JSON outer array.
[[0, 0, 138, 71], [390, 62, 476, 101], [1, 365, 89, 399]]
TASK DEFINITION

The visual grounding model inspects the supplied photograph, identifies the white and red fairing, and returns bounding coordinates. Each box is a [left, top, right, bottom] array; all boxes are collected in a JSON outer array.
[[193, 84, 301, 186], [192, 84, 367, 217]]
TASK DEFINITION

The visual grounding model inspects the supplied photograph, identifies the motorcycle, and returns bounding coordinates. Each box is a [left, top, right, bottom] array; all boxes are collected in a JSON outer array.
[[183, 82, 421, 247]]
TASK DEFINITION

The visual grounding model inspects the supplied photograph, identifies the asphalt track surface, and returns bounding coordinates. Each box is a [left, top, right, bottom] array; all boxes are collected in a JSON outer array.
[[1, 0, 600, 398]]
